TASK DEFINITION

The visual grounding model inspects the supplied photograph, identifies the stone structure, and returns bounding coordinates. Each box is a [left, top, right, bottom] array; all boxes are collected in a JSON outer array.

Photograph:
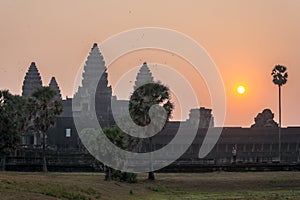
[[73, 43, 113, 128], [251, 109, 278, 128], [111, 62, 155, 117], [15, 43, 300, 170], [22, 62, 42, 97], [49, 77, 62, 100], [199, 107, 214, 128], [21, 64, 62, 147], [20, 43, 215, 151], [21, 62, 43, 147], [186, 107, 214, 128], [134, 62, 154, 89]]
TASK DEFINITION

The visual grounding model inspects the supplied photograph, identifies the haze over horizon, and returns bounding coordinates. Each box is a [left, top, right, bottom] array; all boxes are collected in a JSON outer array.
[[0, 0, 299, 127]]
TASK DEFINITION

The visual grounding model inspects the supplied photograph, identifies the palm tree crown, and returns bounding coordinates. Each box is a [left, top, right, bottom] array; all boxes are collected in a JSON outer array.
[[32, 87, 63, 133], [129, 82, 173, 127], [271, 65, 288, 87]]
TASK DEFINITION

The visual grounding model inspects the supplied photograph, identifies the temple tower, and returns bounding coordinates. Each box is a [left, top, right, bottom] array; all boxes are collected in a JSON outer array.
[[49, 77, 62, 100], [22, 62, 43, 97], [21, 62, 43, 146], [134, 62, 154, 90], [73, 43, 113, 127], [187, 107, 214, 128]]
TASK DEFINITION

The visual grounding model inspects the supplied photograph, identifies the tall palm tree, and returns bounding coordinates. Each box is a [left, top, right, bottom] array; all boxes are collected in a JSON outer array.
[[31, 87, 63, 172], [271, 65, 288, 162], [129, 82, 173, 180]]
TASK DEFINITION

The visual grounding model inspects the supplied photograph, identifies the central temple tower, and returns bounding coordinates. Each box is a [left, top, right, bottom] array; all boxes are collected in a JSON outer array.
[[134, 62, 154, 90], [73, 43, 113, 128]]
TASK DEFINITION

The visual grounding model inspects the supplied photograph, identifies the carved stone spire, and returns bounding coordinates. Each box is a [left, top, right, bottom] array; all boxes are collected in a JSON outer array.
[[74, 43, 110, 96], [22, 62, 43, 97], [73, 43, 113, 128], [134, 62, 154, 90], [49, 77, 62, 100]]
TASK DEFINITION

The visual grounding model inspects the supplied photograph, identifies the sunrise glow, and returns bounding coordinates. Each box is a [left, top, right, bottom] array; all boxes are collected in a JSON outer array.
[[237, 85, 246, 95]]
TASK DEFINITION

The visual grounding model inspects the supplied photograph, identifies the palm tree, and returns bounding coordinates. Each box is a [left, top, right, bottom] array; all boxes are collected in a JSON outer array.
[[31, 87, 63, 172], [271, 65, 288, 162], [129, 82, 173, 180]]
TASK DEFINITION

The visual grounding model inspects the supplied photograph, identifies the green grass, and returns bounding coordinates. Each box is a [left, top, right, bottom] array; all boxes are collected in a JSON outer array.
[[0, 171, 300, 199]]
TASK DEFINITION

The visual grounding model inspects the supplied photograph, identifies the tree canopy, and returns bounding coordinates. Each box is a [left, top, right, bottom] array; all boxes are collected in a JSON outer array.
[[0, 90, 31, 157], [79, 127, 137, 182], [129, 82, 173, 127], [0, 90, 33, 170], [272, 65, 288, 87], [31, 87, 63, 134]]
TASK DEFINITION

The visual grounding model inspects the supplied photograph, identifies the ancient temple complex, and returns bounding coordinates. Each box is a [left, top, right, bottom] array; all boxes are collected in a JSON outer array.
[[20, 43, 214, 148], [15, 43, 300, 169]]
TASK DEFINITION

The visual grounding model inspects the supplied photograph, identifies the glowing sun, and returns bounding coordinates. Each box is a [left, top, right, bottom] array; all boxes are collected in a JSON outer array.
[[237, 85, 246, 94]]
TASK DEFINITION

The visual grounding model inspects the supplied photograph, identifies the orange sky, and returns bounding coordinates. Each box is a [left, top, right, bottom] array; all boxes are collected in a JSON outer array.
[[0, 0, 299, 127]]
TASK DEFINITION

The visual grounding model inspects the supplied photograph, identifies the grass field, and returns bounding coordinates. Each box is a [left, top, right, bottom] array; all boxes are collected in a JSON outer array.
[[0, 171, 300, 199]]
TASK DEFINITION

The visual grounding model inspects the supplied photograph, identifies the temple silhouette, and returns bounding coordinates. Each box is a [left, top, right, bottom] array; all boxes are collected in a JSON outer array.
[[20, 43, 214, 148], [13, 43, 300, 171]]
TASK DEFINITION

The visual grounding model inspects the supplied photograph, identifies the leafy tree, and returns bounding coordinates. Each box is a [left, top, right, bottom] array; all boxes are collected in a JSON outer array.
[[31, 87, 63, 172], [0, 90, 31, 170], [102, 127, 129, 181], [129, 82, 173, 180], [79, 127, 137, 183], [271, 65, 288, 162]]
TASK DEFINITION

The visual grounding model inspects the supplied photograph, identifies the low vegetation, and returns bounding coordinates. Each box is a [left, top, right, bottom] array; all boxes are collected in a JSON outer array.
[[0, 171, 300, 199]]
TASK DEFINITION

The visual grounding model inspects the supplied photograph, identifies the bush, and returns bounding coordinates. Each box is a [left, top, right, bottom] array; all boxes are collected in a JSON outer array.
[[112, 170, 137, 183]]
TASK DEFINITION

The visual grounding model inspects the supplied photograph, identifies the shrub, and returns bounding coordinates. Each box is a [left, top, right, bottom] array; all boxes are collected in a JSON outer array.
[[112, 170, 137, 183]]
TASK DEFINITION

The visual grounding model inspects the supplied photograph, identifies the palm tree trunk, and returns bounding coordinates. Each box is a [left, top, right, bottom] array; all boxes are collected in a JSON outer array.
[[105, 166, 112, 181], [278, 86, 282, 162], [42, 132, 48, 172], [148, 171, 155, 180], [0, 156, 6, 171], [148, 137, 155, 180]]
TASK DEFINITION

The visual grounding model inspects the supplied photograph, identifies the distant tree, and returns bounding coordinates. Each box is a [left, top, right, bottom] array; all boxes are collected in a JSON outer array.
[[113, 113, 143, 153], [271, 64, 288, 162], [251, 109, 278, 128], [31, 87, 63, 172], [102, 127, 129, 181], [79, 127, 137, 183], [129, 82, 173, 180], [0, 90, 31, 170]]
